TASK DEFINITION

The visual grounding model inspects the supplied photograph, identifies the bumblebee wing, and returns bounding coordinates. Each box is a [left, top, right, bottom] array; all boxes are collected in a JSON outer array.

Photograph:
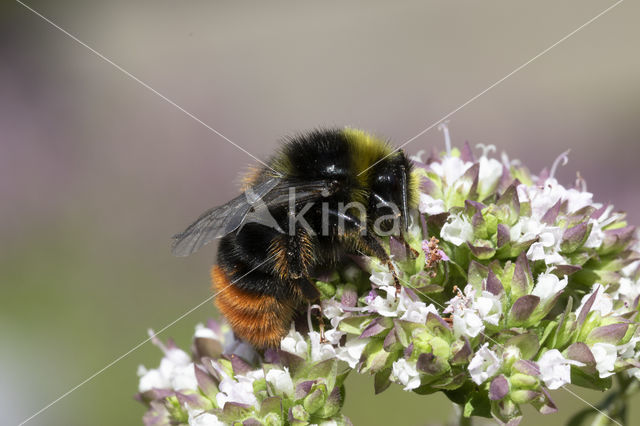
[[170, 176, 281, 257], [259, 179, 338, 206]]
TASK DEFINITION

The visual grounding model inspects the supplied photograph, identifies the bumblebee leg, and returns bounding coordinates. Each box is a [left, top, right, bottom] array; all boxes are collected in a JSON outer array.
[[294, 276, 321, 302], [326, 209, 402, 291], [397, 234, 420, 258], [270, 228, 318, 297], [355, 233, 402, 294]]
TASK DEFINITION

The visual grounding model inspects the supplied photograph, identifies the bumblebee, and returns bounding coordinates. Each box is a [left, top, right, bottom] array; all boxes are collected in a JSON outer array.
[[172, 128, 419, 347]]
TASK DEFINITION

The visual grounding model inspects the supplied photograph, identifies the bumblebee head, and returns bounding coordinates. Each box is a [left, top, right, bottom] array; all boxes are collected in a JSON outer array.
[[368, 150, 413, 235]]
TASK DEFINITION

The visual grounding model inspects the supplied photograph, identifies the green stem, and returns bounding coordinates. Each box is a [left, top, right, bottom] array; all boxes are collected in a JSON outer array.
[[592, 374, 637, 425], [610, 373, 638, 424], [458, 406, 472, 426]]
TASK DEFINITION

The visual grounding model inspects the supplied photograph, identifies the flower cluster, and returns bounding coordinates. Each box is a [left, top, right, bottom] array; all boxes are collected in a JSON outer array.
[[137, 135, 640, 425], [136, 322, 350, 425]]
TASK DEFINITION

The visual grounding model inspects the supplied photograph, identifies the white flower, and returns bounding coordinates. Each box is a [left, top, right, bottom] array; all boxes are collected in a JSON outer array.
[[170, 363, 198, 391], [336, 337, 368, 368], [532, 273, 568, 303], [473, 291, 502, 326], [628, 368, 640, 381], [322, 299, 345, 323], [163, 347, 192, 366], [391, 358, 421, 390], [222, 331, 259, 364], [430, 156, 473, 186], [585, 206, 622, 249], [584, 220, 604, 249], [364, 284, 438, 323], [323, 328, 346, 346], [564, 186, 596, 214], [510, 217, 544, 243], [266, 367, 294, 396], [281, 327, 308, 358], [591, 343, 617, 378], [538, 349, 584, 390], [444, 285, 485, 338], [419, 193, 446, 215], [398, 290, 438, 324], [445, 285, 495, 336], [453, 310, 484, 338], [409, 149, 426, 163], [517, 183, 558, 220], [370, 271, 394, 287], [575, 284, 613, 319], [526, 242, 545, 261], [444, 284, 474, 314], [477, 156, 503, 198], [468, 343, 501, 385], [537, 229, 563, 250], [441, 214, 474, 246], [214, 364, 262, 409], [137, 347, 194, 392], [514, 175, 603, 262], [400, 301, 438, 324], [322, 298, 349, 328], [187, 406, 225, 426], [309, 331, 337, 362], [615, 277, 640, 305], [194, 323, 218, 340], [138, 367, 168, 392], [526, 241, 565, 265], [621, 259, 640, 278], [617, 336, 639, 358], [517, 178, 598, 220], [366, 285, 399, 317], [511, 219, 565, 265]]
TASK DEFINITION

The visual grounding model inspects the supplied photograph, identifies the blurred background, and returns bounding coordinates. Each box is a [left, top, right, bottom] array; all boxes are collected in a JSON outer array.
[[1, 0, 639, 425]]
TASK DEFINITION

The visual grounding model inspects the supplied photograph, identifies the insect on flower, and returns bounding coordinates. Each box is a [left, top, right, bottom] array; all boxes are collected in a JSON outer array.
[[171, 128, 421, 347]]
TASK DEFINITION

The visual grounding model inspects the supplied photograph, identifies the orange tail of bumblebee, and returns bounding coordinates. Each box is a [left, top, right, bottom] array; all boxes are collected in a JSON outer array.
[[211, 265, 294, 348]]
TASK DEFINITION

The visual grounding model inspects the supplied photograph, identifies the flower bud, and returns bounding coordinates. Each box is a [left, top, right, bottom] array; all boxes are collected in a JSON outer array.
[[510, 390, 540, 404], [303, 386, 327, 415], [289, 404, 310, 423], [509, 373, 539, 389]]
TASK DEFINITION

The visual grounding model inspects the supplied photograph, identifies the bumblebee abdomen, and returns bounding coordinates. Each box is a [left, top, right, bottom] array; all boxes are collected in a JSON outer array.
[[211, 265, 295, 347]]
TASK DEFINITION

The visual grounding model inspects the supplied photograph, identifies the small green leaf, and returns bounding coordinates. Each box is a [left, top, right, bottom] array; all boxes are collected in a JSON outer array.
[[463, 389, 492, 418], [303, 387, 326, 414], [337, 315, 375, 335], [505, 333, 539, 359], [570, 366, 612, 391], [374, 368, 392, 394], [468, 261, 489, 291]]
